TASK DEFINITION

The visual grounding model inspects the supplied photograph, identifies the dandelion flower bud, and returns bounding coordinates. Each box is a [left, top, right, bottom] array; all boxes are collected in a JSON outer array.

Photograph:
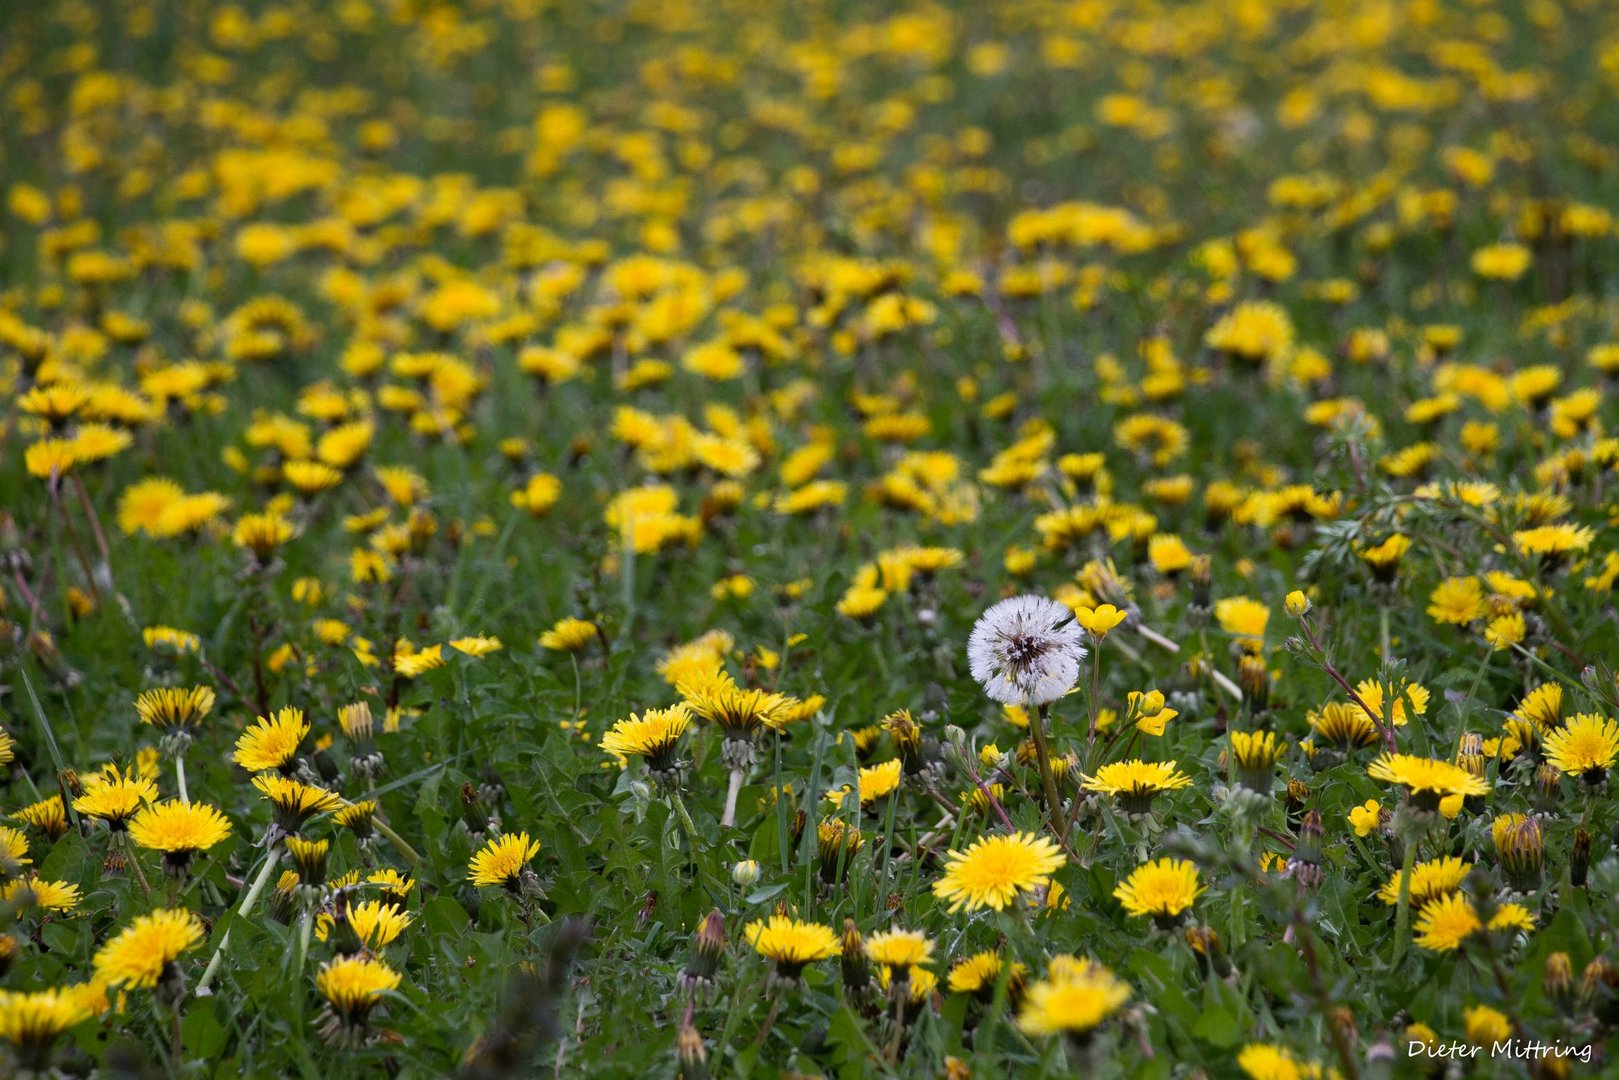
[[1580, 956, 1619, 1024], [680, 910, 726, 993], [731, 860, 760, 888], [884, 709, 924, 774], [1492, 814, 1543, 892], [676, 1022, 710, 1080], [1230, 730, 1282, 795], [840, 919, 870, 996], [1284, 590, 1310, 617], [1533, 762, 1563, 812], [1285, 778, 1310, 824], [1184, 925, 1231, 978], [816, 819, 865, 886], [1237, 655, 1270, 712], [1544, 952, 1574, 1014], [269, 870, 301, 925]]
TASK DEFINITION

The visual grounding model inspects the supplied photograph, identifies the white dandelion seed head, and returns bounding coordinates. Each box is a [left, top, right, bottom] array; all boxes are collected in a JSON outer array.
[[966, 594, 1086, 706]]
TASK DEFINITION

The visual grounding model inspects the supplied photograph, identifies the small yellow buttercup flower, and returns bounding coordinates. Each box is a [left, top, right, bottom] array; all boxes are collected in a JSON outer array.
[[1073, 603, 1127, 639]]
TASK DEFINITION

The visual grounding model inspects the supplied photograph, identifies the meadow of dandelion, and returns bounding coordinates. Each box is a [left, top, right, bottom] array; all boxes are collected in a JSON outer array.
[[5, 0, 1619, 1076]]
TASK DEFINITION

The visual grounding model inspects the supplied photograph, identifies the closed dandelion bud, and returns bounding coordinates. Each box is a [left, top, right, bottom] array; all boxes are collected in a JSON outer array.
[[1285, 778, 1309, 825], [1051, 753, 1077, 786], [681, 910, 725, 992], [1237, 655, 1270, 711], [312, 745, 342, 784], [1328, 1006, 1357, 1048], [270, 870, 302, 925], [816, 819, 865, 886], [1188, 555, 1212, 613], [339, 702, 382, 777], [851, 726, 883, 762], [1014, 737, 1039, 771], [676, 1022, 709, 1080], [732, 860, 760, 888], [285, 837, 330, 900], [840, 919, 870, 996], [963, 782, 1006, 819], [1185, 925, 1231, 978], [460, 783, 492, 837], [1534, 762, 1563, 811], [1287, 810, 1325, 889], [1579, 956, 1619, 1022], [478, 766, 506, 807], [60, 769, 82, 799], [1456, 733, 1487, 812], [789, 808, 807, 850], [405, 507, 436, 552], [1284, 590, 1310, 618], [334, 800, 377, 846], [1230, 730, 1281, 795], [1571, 828, 1591, 889], [1544, 952, 1575, 1014], [326, 905, 364, 957], [1296, 809, 1323, 855], [1405, 1022, 1438, 1063], [1532, 1058, 1571, 1080], [1493, 815, 1543, 891], [102, 849, 129, 880], [884, 710, 923, 775]]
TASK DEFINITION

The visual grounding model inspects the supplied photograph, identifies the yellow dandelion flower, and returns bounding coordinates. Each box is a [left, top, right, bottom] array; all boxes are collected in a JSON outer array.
[[1081, 759, 1192, 813], [71, 765, 157, 827], [600, 705, 692, 772], [864, 928, 934, 969], [931, 831, 1066, 913], [92, 908, 205, 990], [0, 985, 97, 1059], [1376, 856, 1469, 907], [252, 775, 344, 833], [344, 899, 412, 952], [448, 635, 503, 658], [233, 707, 309, 773], [128, 801, 233, 867], [0, 876, 82, 912], [1367, 753, 1489, 809], [1114, 858, 1203, 925], [1543, 713, 1619, 781], [468, 832, 539, 889], [315, 955, 400, 1025], [539, 617, 598, 652], [134, 686, 216, 731], [1015, 960, 1131, 1037], [744, 916, 840, 980]]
